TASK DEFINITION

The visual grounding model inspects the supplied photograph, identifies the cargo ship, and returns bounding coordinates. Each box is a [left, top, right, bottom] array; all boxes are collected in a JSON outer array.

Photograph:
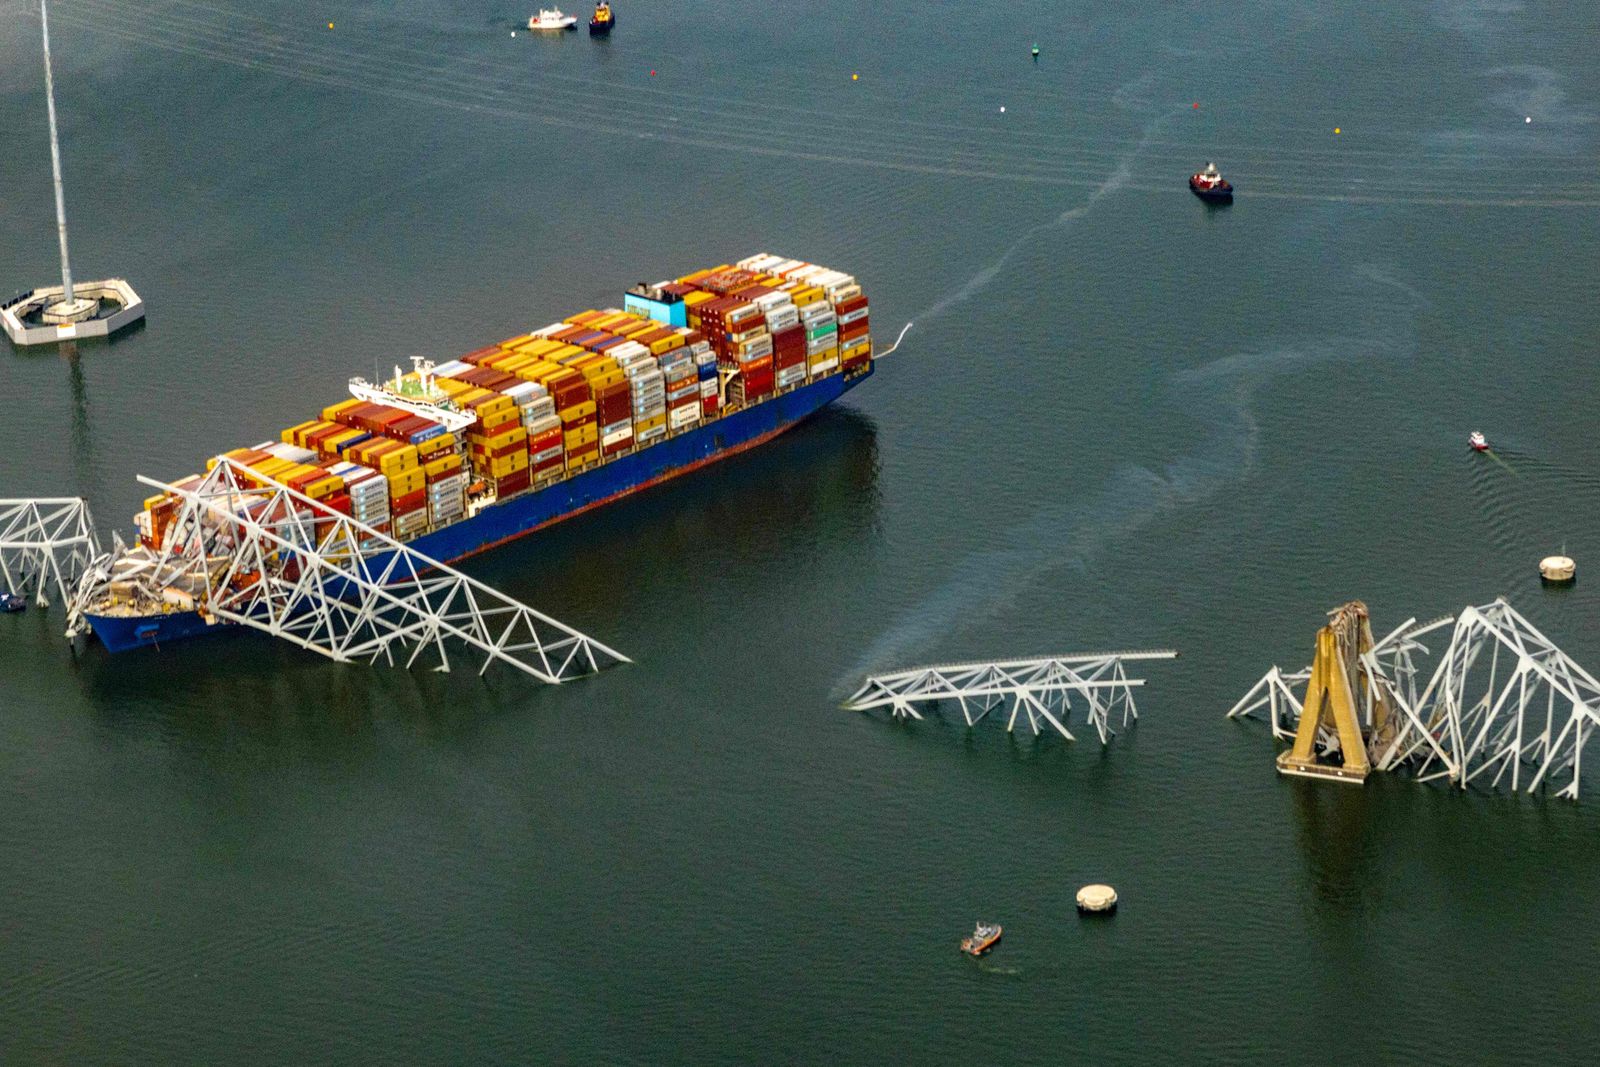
[[79, 255, 875, 652]]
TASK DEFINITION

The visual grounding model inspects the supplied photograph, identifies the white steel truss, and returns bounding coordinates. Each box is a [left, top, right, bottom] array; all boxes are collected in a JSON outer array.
[[0, 497, 101, 606], [844, 651, 1178, 743], [67, 459, 628, 682], [1229, 599, 1600, 799]]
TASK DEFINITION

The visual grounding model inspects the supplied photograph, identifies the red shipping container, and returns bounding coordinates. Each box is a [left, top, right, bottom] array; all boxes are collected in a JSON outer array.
[[840, 321, 870, 344], [462, 344, 505, 365], [392, 488, 427, 515], [496, 469, 532, 495], [321, 492, 352, 516], [834, 295, 869, 316], [700, 395, 720, 417]]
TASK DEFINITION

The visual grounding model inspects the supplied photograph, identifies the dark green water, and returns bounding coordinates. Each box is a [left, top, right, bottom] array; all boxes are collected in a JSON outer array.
[[3, 0, 1600, 1062]]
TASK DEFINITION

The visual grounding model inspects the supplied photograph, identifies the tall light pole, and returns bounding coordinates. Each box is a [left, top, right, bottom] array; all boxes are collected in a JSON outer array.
[[39, 0, 93, 322]]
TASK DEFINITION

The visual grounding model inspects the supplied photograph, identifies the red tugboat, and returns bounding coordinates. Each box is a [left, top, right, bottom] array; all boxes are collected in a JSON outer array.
[[588, 1, 615, 35], [1189, 161, 1234, 202]]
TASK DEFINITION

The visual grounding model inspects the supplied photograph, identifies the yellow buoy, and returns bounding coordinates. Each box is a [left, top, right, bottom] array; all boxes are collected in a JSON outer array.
[[327, 22, 334, 29], [1334, 127, 1341, 134], [1540, 555, 1576, 583], [852, 73, 859, 81]]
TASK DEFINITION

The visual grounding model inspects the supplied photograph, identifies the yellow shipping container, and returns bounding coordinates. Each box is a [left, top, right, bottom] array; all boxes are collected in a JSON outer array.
[[792, 286, 825, 307], [563, 426, 598, 448], [563, 309, 603, 326], [512, 337, 562, 358], [321, 398, 362, 422], [255, 457, 295, 479], [435, 377, 471, 397], [282, 420, 319, 446], [489, 452, 529, 478], [378, 444, 420, 474], [648, 335, 685, 356], [635, 413, 667, 433], [559, 400, 598, 423], [416, 433, 456, 458], [683, 290, 716, 308], [305, 475, 344, 500], [474, 395, 516, 419], [387, 468, 425, 495], [425, 453, 464, 478], [498, 333, 534, 351]]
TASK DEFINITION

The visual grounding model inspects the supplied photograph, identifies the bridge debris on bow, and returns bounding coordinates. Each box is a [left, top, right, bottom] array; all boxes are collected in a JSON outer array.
[[1228, 599, 1600, 799], [0, 497, 101, 606], [845, 651, 1179, 743], [67, 459, 627, 682]]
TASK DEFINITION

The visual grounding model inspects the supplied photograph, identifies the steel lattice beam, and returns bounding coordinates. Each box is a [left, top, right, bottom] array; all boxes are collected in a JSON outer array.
[[1229, 600, 1600, 799], [0, 497, 101, 606], [68, 459, 627, 682], [845, 651, 1178, 743]]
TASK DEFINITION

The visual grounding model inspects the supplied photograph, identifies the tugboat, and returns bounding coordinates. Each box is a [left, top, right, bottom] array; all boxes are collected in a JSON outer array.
[[588, 1, 615, 35], [0, 591, 27, 614], [959, 922, 1003, 957], [1189, 161, 1234, 202], [528, 8, 577, 30], [1469, 431, 1489, 451]]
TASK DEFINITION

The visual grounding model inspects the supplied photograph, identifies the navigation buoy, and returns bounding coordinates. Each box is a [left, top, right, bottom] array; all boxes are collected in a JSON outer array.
[[1540, 555, 1576, 583], [1076, 884, 1118, 915], [1031, 44, 1040, 59], [1334, 127, 1341, 134], [1525, 116, 1532, 123], [1192, 101, 1200, 109], [851, 73, 859, 81], [999, 106, 1006, 113], [649, 69, 656, 75], [327, 22, 334, 29]]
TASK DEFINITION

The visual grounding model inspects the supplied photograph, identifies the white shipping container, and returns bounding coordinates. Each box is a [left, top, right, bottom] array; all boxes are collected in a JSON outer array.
[[808, 357, 839, 375], [530, 445, 563, 464], [699, 379, 718, 398], [636, 423, 668, 445], [602, 426, 633, 448], [669, 404, 701, 429]]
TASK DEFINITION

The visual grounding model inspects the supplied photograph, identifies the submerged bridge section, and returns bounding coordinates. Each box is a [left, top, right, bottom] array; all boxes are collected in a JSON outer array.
[[68, 459, 628, 682], [0, 497, 101, 606], [1229, 599, 1600, 800], [845, 651, 1179, 743]]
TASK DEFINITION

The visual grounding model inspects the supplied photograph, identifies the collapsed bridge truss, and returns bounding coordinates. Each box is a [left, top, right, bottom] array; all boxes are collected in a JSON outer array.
[[0, 497, 101, 606], [67, 458, 628, 682], [1229, 599, 1600, 799], [845, 651, 1178, 743]]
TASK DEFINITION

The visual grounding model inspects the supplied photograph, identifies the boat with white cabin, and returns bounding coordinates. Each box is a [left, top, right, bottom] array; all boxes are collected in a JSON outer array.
[[528, 8, 577, 30]]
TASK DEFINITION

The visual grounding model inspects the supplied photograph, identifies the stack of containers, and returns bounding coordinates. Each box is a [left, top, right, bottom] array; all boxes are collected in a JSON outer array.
[[660, 342, 700, 432], [757, 289, 808, 392], [329, 461, 392, 542], [696, 344, 720, 417], [554, 369, 598, 471], [800, 296, 839, 377], [627, 351, 667, 447], [594, 377, 633, 457], [466, 391, 529, 498], [835, 290, 871, 370]]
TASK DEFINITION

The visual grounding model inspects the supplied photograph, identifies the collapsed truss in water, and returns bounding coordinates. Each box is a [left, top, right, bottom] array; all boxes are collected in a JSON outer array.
[[0, 497, 101, 606], [845, 651, 1179, 743], [1228, 599, 1600, 799], [67, 458, 628, 682]]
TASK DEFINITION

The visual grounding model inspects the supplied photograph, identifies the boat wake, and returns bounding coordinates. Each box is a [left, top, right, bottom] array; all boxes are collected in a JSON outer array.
[[914, 105, 1176, 323], [842, 334, 1407, 688]]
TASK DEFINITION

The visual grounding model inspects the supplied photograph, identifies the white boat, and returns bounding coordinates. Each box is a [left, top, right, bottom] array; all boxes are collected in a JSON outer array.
[[528, 8, 577, 29], [1469, 431, 1488, 451]]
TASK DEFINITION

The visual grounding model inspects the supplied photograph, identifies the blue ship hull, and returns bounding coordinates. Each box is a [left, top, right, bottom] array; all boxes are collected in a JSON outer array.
[[85, 366, 871, 653]]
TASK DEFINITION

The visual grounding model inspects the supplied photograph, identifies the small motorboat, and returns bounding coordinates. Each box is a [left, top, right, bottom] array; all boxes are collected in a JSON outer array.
[[0, 591, 27, 614], [588, 1, 615, 35], [1469, 431, 1489, 451], [1189, 161, 1234, 202], [528, 8, 577, 30], [959, 922, 1002, 957]]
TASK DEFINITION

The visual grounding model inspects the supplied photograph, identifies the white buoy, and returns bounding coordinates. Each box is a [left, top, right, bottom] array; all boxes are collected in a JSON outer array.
[[1076, 884, 1118, 914], [1540, 555, 1576, 583], [999, 106, 1006, 113], [1525, 116, 1532, 123]]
